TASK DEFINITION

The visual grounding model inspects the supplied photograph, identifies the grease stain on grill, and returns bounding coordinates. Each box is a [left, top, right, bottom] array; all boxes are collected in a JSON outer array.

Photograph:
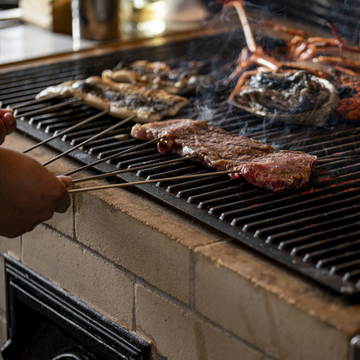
[[6, 34, 360, 300]]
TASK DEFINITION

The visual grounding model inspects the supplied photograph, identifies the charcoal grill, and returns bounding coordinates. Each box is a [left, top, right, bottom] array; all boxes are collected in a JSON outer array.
[[3, 31, 360, 301]]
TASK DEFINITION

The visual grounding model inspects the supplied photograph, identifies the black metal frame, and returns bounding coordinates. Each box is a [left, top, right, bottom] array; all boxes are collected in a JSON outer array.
[[1, 254, 151, 360], [350, 335, 360, 360]]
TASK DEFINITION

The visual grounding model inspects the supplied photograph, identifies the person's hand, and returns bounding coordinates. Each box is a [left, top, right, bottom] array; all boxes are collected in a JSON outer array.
[[0, 109, 16, 144], [0, 147, 72, 238]]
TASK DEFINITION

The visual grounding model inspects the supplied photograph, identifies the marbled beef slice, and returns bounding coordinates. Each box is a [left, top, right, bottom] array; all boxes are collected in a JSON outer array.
[[130, 119, 317, 191]]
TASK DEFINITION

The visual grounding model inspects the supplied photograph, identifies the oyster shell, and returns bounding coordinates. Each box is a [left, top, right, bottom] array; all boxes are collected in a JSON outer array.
[[230, 70, 339, 126]]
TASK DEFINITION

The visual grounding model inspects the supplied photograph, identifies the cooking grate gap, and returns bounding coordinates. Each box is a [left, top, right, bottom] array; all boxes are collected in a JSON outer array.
[[222, 183, 347, 222], [88, 140, 132, 155], [173, 177, 231, 197], [40, 111, 97, 131], [197, 186, 263, 209], [176, 180, 235, 200], [145, 166, 205, 180], [291, 226, 360, 258], [308, 238, 360, 267], [31, 107, 92, 128], [118, 154, 163, 169], [332, 259, 360, 280], [169, 176, 231, 196], [187, 181, 248, 205], [127, 154, 179, 169], [270, 208, 360, 246], [240, 192, 360, 234], [66, 124, 120, 146], [155, 170, 212, 187], [257, 216, 359, 240]]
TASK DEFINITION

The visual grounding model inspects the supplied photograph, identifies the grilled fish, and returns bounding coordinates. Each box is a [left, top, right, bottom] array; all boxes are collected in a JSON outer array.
[[36, 76, 189, 123], [102, 60, 212, 95]]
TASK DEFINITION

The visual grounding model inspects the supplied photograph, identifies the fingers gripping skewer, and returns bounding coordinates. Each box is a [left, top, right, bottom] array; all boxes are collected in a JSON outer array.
[[42, 115, 136, 167], [62, 136, 165, 176], [68, 170, 239, 193], [23, 109, 109, 153], [71, 155, 198, 184]]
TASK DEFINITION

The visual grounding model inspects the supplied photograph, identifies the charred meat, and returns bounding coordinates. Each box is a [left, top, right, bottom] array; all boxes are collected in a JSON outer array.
[[102, 60, 212, 95], [36, 76, 188, 123], [131, 119, 317, 191]]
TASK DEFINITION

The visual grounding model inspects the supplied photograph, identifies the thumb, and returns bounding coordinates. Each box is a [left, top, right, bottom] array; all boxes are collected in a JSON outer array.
[[57, 175, 72, 188]]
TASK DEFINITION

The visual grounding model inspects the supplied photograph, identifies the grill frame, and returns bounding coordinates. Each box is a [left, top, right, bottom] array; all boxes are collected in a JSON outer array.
[[4, 32, 360, 301]]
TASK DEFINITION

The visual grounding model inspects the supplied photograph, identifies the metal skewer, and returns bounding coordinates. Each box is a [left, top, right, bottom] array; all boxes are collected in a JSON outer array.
[[62, 136, 164, 176], [71, 155, 198, 184], [10, 94, 60, 110], [18, 98, 79, 118], [42, 115, 136, 166], [23, 109, 109, 153], [68, 170, 238, 193], [70, 154, 359, 183]]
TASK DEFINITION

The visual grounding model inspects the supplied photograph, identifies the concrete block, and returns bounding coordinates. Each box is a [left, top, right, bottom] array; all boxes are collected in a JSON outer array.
[[43, 204, 74, 239], [194, 241, 351, 360], [22, 224, 135, 330], [0, 236, 21, 260], [136, 285, 263, 360], [74, 190, 220, 305]]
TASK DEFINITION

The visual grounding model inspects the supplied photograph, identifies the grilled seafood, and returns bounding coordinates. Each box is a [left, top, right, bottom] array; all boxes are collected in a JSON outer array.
[[334, 75, 360, 121], [36, 76, 188, 123], [102, 60, 212, 95], [232, 69, 339, 125], [212, 0, 360, 122]]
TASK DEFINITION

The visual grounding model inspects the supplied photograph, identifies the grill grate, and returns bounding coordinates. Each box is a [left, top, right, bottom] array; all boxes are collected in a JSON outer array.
[[4, 33, 360, 300]]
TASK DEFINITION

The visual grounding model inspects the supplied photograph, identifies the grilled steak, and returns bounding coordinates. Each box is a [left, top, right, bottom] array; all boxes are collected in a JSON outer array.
[[102, 60, 211, 95], [36, 76, 188, 123], [131, 119, 318, 191]]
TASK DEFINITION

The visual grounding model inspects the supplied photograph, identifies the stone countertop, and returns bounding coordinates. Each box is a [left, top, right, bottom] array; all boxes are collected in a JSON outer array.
[[0, 23, 99, 65]]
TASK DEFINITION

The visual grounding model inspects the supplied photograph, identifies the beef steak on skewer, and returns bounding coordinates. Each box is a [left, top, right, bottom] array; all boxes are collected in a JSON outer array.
[[131, 119, 318, 191]]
